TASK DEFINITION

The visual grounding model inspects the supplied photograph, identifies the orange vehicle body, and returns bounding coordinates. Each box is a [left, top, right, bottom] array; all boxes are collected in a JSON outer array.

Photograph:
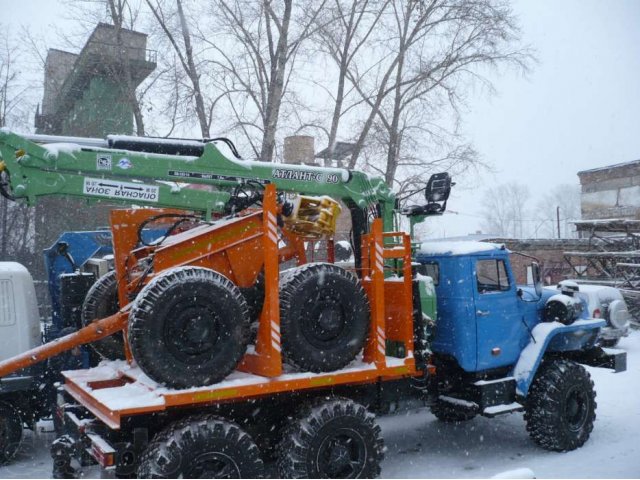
[[0, 184, 420, 429]]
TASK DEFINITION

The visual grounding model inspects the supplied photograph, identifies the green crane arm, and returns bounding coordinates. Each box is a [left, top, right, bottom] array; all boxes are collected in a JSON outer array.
[[0, 130, 396, 229]]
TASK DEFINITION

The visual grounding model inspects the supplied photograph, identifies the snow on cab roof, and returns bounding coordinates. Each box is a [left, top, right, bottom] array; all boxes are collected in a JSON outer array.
[[418, 241, 504, 256]]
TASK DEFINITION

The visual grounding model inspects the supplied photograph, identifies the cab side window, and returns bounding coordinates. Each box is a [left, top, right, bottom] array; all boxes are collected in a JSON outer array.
[[476, 259, 510, 293], [415, 262, 439, 286]]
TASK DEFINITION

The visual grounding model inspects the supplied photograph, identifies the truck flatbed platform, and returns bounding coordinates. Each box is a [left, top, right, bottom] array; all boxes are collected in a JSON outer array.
[[63, 356, 415, 429]]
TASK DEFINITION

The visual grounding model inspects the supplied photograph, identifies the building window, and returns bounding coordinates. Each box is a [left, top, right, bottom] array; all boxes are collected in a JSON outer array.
[[476, 259, 510, 293]]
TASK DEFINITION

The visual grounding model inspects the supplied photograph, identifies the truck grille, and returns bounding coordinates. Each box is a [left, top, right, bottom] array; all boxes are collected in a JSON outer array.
[[0, 280, 16, 326]]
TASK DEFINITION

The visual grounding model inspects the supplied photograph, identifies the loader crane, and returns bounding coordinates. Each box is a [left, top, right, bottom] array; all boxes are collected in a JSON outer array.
[[0, 129, 422, 383], [0, 129, 626, 478]]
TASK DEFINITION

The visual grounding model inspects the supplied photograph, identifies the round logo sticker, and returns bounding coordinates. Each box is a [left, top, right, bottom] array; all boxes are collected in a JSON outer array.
[[117, 158, 133, 169]]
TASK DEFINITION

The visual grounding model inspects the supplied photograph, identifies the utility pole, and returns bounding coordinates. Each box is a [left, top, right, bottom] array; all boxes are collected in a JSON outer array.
[[556, 206, 561, 239]]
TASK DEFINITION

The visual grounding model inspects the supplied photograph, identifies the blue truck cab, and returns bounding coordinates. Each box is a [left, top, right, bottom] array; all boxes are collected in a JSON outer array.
[[414, 240, 626, 451]]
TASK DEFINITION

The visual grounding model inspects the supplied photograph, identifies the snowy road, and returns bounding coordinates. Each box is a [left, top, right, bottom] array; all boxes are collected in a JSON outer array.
[[1, 331, 638, 478], [380, 331, 640, 478]]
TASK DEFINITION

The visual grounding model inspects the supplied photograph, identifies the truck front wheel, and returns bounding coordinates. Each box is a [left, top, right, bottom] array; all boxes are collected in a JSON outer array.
[[524, 359, 596, 451], [277, 398, 384, 478], [137, 415, 264, 478], [0, 402, 23, 465]]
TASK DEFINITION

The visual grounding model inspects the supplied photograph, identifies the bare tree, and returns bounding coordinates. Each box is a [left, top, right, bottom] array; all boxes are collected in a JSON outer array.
[[482, 182, 531, 238], [329, 0, 531, 189], [0, 30, 33, 131], [312, 0, 387, 166], [198, 0, 327, 161], [0, 27, 37, 266], [535, 184, 581, 239], [144, 0, 219, 137]]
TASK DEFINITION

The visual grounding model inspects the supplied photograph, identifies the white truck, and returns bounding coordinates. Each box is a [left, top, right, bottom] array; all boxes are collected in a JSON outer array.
[[0, 262, 43, 463]]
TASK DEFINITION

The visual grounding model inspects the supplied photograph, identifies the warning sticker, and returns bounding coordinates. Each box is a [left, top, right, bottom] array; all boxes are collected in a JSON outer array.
[[168, 170, 270, 184], [83, 177, 160, 202], [96, 154, 112, 170]]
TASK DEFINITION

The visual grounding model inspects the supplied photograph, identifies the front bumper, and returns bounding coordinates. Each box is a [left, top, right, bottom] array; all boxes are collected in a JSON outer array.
[[566, 346, 627, 373]]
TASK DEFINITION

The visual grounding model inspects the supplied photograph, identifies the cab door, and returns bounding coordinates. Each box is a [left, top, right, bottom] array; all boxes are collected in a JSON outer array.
[[473, 256, 523, 370]]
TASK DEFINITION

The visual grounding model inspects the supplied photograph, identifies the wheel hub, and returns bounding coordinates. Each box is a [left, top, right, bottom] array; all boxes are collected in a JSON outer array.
[[318, 430, 366, 478], [164, 303, 220, 361], [307, 296, 345, 343], [328, 440, 350, 468], [565, 386, 589, 432], [187, 452, 240, 478]]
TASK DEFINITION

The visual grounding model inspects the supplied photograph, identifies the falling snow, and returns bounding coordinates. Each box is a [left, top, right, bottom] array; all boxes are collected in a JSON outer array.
[[0, 331, 637, 478]]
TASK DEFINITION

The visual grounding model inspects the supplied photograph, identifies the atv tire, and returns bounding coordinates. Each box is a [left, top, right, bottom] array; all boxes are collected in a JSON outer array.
[[279, 263, 369, 372], [0, 402, 23, 465], [128, 267, 250, 389], [524, 359, 596, 451], [138, 415, 264, 478], [81, 270, 124, 360], [277, 397, 383, 478]]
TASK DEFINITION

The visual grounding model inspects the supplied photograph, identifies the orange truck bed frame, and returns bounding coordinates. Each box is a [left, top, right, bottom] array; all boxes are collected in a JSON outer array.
[[61, 191, 420, 431], [0, 185, 426, 478]]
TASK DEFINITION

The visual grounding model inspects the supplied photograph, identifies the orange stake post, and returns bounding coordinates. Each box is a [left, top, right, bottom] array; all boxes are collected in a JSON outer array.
[[238, 184, 283, 377], [362, 219, 387, 368]]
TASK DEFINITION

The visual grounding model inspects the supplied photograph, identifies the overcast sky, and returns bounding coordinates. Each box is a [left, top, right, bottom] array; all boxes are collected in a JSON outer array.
[[5, 0, 640, 238]]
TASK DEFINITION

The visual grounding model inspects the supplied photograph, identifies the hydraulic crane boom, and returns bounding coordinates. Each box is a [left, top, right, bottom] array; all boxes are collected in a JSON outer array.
[[0, 129, 396, 229], [0, 129, 453, 384]]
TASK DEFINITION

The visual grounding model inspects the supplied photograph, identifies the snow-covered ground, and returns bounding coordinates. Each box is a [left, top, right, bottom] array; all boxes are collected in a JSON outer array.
[[379, 330, 640, 478], [1, 331, 638, 479]]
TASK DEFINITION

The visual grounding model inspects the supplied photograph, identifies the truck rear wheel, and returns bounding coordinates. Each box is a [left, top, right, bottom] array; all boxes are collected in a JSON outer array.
[[0, 402, 23, 465], [524, 359, 596, 451], [276, 398, 383, 478], [279, 264, 369, 372], [82, 270, 124, 360], [138, 415, 264, 478], [128, 267, 250, 388]]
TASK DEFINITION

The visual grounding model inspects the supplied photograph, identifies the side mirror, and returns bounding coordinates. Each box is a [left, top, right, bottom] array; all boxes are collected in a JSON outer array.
[[425, 172, 452, 204], [531, 262, 542, 297], [401, 172, 454, 218]]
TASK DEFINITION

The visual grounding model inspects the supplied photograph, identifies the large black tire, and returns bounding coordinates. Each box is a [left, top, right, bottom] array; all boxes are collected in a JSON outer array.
[[128, 267, 251, 389], [524, 359, 596, 451], [0, 402, 23, 465], [277, 398, 383, 479], [430, 399, 477, 423], [82, 270, 124, 360], [240, 271, 265, 344], [240, 271, 265, 324], [279, 263, 369, 372], [138, 415, 264, 478]]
